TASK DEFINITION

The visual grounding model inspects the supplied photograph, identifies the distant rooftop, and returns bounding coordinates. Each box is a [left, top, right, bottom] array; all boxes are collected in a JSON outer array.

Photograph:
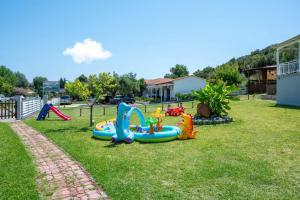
[[145, 75, 205, 85], [145, 78, 173, 85], [243, 65, 277, 72]]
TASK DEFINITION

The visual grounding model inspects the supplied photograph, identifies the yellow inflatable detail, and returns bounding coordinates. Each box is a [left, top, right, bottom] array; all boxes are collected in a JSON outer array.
[[151, 108, 163, 132], [95, 118, 115, 131]]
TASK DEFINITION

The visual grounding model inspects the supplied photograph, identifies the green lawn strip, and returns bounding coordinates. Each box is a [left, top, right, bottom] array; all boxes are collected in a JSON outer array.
[[0, 123, 39, 200], [25, 100, 300, 199]]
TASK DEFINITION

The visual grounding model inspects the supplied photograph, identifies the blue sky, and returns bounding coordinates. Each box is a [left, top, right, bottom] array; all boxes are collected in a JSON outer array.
[[0, 0, 299, 82]]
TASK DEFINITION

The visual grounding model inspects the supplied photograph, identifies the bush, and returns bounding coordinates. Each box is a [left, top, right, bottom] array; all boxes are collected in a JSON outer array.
[[150, 97, 161, 103], [175, 93, 194, 101], [13, 87, 36, 96], [135, 96, 153, 102], [210, 64, 244, 86], [192, 82, 238, 116]]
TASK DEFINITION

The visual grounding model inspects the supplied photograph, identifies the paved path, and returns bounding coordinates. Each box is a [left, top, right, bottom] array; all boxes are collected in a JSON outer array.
[[10, 121, 109, 200]]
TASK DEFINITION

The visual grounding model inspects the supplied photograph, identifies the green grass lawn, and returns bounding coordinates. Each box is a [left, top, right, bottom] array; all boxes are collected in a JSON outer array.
[[0, 123, 39, 200], [25, 99, 300, 199]]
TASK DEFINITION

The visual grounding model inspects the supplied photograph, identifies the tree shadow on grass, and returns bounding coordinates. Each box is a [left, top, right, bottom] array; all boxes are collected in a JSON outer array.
[[269, 104, 300, 110], [39, 118, 66, 122], [92, 137, 139, 148], [43, 126, 90, 134], [103, 141, 124, 148]]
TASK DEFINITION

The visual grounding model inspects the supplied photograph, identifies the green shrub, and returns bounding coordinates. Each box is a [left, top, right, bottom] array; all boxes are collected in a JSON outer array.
[[210, 64, 244, 86], [150, 97, 161, 103], [135, 96, 153, 102], [192, 82, 238, 116], [175, 93, 194, 101]]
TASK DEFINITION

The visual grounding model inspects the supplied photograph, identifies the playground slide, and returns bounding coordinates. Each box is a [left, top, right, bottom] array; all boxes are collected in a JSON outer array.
[[37, 104, 51, 120], [36, 103, 71, 121], [49, 106, 71, 121]]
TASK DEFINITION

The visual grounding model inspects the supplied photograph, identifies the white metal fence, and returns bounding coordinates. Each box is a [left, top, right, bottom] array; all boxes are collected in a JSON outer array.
[[19, 97, 42, 119], [278, 60, 299, 75]]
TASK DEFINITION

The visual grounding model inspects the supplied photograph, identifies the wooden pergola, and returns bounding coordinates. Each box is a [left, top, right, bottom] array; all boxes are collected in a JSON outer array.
[[243, 65, 277, 95]]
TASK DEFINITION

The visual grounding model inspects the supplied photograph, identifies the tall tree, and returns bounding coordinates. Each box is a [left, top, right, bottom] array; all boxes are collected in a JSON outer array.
[[0, 77, 14, 95], [193, 66, 214, 79], [65, 80, 90, 101], [137, 78, 147, 96], [77, 74, 88, 83], [0, 66, 16, 95], [98, 72, 117, 96], [33, 76, 47, 97], [15, 72, 29, 88], [117, 73, 140, 96], [0, 65, 17, 86], [164, 64, 189, 78], [88, 72, 117, 99], [59, 77, 67, 89], [210, 64, 244, 86]]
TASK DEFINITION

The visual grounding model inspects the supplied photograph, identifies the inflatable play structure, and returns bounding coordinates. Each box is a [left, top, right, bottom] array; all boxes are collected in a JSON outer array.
[[93, 102, 197, 143], [165, 105, 185, 116], [37, 103, 71, 121], [177, 113, 198, 139]]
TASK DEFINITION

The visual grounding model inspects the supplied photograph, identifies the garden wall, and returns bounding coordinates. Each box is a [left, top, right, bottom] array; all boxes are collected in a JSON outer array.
[[277, 72, 300, 106]]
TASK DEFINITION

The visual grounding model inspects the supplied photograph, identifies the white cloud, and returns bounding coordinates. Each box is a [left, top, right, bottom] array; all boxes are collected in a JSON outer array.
[[63, 38, 112, 64]]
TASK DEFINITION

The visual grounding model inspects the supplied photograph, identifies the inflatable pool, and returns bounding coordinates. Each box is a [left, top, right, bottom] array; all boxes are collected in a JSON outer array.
[[93, 120, 115, 140], [93, 129, 115, 140], [134, 126, 181, 142], [92, 103, 181, 143]]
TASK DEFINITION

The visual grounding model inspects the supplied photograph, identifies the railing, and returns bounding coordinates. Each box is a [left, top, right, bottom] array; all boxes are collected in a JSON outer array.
[[278, 60, 299, 75], [78, 101, 196, 117], [230, 87, 248, 96], [21, 97, 42, 119]]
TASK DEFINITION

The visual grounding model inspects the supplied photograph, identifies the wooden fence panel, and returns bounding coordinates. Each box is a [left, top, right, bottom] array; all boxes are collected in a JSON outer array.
[[0, 99, 17, 119]]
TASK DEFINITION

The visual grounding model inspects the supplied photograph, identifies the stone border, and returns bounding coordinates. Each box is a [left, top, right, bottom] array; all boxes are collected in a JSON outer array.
[[192, 116, 233, 125]]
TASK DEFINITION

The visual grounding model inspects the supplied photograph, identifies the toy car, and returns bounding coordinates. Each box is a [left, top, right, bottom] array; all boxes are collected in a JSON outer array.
[[165, 106, 184, 116]]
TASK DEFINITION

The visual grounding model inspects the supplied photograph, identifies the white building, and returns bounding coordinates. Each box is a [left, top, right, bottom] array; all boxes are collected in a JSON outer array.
[[276, 35, 300, 106], [143, 75, 206, 101]]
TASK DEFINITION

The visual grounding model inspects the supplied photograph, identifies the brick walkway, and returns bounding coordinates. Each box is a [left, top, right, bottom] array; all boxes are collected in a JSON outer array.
[[10, 121, 109, 200]]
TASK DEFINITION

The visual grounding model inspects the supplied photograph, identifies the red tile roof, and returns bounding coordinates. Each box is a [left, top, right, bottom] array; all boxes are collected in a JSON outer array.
[[145, 78, 173, 85]]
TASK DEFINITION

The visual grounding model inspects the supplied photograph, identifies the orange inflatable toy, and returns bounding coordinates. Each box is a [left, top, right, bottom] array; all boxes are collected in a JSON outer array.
[[178, 113, 198, 139]]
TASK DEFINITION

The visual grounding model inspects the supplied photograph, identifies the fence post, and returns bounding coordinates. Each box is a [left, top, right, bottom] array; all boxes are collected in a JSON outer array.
[[192, 101, 194, 108], [144, 104, 147, 113], [80, 108, 82, 117], [103, 106, 106, 115], [15, 96, 22, 120], [43, 95, 48, 105], [161, 103, 164, 111], [90, 105, 94, 127]]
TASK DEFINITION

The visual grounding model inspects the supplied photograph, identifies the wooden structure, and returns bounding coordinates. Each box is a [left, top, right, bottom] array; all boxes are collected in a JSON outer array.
[[0, 99, 17, 119], [244, 65, 277, 94]]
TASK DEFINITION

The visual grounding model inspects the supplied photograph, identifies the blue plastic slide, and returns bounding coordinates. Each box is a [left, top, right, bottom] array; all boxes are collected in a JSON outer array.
[[36, 104, 52, 120]]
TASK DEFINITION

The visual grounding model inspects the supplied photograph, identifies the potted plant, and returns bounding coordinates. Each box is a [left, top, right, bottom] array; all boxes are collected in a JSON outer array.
[[192, 82, 237, 117]]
